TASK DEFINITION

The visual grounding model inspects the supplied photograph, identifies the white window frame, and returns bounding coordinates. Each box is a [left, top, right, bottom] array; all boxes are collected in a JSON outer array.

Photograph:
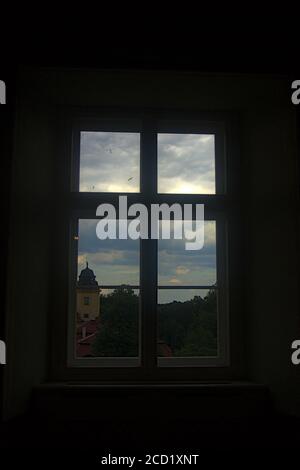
[[62, 110, 234, 377]]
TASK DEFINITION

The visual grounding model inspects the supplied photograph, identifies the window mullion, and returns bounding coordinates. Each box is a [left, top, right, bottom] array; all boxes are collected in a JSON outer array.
[[140, 118, 157, 370]]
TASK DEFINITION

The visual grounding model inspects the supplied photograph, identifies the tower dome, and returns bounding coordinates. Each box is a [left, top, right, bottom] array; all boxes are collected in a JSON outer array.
[[77, 262, 99, 288]]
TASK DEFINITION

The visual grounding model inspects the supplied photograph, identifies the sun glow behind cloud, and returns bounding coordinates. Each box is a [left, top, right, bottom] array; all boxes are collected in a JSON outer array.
[[158, 133, 215, 194]]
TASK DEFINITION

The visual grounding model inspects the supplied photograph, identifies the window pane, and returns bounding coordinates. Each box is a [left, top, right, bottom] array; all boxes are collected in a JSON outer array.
[[79, 131, 140, 192], [77, 287, 139, 358], [158, 133, 215, 194], [158, 221, 216, 286], [75, 219, 140, 358], [157, 289, 218, 357]]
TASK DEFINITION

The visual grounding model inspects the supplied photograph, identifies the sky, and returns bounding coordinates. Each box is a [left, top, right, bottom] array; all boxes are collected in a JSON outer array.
[[78, 131, 216, 303], [79, 131, 215, 194], [80, 132, 140, 192], [158, 133, 215, 194]]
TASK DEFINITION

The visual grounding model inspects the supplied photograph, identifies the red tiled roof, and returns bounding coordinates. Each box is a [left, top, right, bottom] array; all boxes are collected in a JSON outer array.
[[77, 319, 99, 333], [77, 320, 99, 357], [77, 343, 94, 357]]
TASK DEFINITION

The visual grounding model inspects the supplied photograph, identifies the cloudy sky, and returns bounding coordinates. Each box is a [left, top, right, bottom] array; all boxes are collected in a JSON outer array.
[[80, 132, 215, 194], [80, 132, 140, 192], [158, 133, 215, 194]]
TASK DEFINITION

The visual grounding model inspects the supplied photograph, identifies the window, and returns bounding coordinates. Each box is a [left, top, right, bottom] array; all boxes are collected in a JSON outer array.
[[63, 112, 234, 378], [83, 296, 90, 305]]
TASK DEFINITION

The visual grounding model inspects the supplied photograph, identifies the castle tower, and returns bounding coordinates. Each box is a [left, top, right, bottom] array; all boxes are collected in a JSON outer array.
[[76, 262, 100, 322]]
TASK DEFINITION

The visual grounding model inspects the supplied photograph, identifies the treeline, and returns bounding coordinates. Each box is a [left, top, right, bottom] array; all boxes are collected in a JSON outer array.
[[92, 287, 217, 357]]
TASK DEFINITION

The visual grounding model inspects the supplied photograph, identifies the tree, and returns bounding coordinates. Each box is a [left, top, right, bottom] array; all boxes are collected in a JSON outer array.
[[158, 290, 217, 357], [176, 290, 218, 357], [92, 286, 139, 357], [92, 287, 217, 358]]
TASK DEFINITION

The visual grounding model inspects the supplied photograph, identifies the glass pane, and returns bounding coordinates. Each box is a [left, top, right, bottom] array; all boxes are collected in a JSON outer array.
[[158, 221, 216, 286], [75, 219, 140, 358], [77, 287, 139, 358], [157, 289, 218, 357], [79, 131, 140, 192], [158, 133, 215, 194]]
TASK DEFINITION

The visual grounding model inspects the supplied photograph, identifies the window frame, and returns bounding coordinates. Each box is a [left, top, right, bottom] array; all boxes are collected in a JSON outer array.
[[51, 108, 242, 382]]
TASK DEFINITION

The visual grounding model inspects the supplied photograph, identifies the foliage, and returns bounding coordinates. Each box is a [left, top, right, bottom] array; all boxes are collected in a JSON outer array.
[[158, 290, 217, 357], [92, 287, 217, 358], [92, 286, 139, 357]]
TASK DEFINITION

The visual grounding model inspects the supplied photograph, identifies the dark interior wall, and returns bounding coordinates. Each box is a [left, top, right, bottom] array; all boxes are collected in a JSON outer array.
[[3, 68, 300, 418], [0, 76, 15, 421], [243, 108, 300, 414], [3, 86, 56, 418]]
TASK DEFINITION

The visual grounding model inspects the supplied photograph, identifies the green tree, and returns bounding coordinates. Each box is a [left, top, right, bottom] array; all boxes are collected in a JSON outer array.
[[92, 286, 139, 357], [92, 287, 217, 358], [176, 290, 217, 357]]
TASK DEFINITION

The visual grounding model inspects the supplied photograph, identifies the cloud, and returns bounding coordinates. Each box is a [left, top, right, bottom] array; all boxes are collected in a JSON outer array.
[[158, 134, 215, 194], [175, 266, 190, 275], [78, 249, 139, 286], [79, 250, 125, 265], [158, 221, 216, 286], [169, 278, 181, 284], [78, 254, 87, 266]]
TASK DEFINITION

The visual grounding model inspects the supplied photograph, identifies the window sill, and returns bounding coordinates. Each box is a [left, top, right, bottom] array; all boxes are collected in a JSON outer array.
[[32, 381, 270, 421], [36, 380, 265, 390]]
